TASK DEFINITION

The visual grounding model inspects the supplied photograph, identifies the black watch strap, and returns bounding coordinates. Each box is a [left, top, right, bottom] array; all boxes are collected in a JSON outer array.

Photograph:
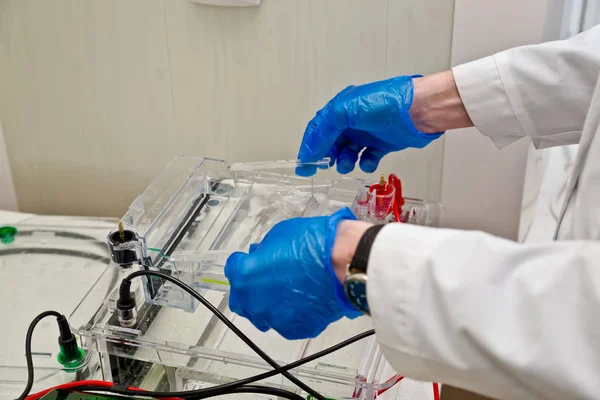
[[349, 224, 385, 273]]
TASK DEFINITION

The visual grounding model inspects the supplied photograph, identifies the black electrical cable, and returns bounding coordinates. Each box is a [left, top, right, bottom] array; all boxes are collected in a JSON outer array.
[[18, 272, 375, 399], [54, 328, 374, 399], [182, 329, 375, 400], [70, 270, 375, 399], [16, 310, 63, 400], [72, 385, 306, 400], [10, 225, 335, 400], [119, 270, 325, 400], [204, 385, 305, 400]]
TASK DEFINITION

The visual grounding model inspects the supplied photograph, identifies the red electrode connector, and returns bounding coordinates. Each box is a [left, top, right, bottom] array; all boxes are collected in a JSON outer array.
[[364, 174, 404, 222], [368, 174, 395, 199]]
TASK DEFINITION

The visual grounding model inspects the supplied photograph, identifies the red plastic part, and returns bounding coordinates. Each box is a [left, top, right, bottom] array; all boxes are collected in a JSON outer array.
[[388, 174, 404, 208]]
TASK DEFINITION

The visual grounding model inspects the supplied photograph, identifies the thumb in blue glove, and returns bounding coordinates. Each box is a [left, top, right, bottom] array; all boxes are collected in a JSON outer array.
[[297, 75, 443, 176], [225, 207, 364, 340]]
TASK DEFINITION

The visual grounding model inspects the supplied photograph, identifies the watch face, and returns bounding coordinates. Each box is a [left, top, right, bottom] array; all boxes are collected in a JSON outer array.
[[344, 274, 369, 315]]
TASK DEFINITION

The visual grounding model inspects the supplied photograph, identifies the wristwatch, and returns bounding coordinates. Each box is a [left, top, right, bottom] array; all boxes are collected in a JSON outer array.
[[343, 224, 385, 315]]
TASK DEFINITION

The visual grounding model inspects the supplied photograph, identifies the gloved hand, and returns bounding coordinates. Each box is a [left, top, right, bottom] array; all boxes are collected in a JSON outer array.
[[224, 207, 362, 340], [297, 75, 443, 176]]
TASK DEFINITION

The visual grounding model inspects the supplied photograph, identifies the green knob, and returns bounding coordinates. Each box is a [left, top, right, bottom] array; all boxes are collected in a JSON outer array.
[[57, 346, 85, 369], [0, 226, 17, 244]]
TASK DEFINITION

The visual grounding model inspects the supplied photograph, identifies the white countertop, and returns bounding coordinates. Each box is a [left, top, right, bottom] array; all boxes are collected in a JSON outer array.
[[0, 210, 115, 397]]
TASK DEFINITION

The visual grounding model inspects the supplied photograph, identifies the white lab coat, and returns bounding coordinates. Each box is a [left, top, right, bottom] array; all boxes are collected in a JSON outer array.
[[368, 25, 600, 400]]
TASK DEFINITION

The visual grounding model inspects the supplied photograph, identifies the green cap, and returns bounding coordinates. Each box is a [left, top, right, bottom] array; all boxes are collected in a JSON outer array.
[[0, 226, 17, 244], [57, 346, 85, 369]]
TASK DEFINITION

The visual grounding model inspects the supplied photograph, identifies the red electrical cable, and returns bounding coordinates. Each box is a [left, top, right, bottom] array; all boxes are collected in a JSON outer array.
[[376, 374, 404, 395], [372, 376, 438, 399], [25, 381, 111, 400], [25, 380, 182, 400], [393, 204, 401, 222], [433, 382, 440, 400]]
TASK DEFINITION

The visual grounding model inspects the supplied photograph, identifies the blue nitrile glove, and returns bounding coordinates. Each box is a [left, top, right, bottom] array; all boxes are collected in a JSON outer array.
[[297, 75, 443, 176], [224, 207, 362, 340]]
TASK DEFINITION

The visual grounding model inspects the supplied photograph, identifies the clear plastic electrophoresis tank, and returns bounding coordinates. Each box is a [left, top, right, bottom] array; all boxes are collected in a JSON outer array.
[[66, 156, 442, 399]]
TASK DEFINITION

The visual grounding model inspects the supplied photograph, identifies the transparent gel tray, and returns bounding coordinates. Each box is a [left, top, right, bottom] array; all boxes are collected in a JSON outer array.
[[70, 156, 442, 399]]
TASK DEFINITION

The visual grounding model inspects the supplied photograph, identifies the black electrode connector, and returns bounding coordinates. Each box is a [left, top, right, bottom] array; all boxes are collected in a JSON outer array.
[[116, 279, 137, 328], [107, 221, 139, 267], [55, 314, 85, 368]]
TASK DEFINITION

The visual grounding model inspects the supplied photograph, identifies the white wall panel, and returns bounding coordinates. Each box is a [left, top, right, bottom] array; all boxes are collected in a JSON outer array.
[[441, 0, 551, 239], [0, 0, 175, 216], [0, 0, 453, 216], [0, 119, 18, 211]]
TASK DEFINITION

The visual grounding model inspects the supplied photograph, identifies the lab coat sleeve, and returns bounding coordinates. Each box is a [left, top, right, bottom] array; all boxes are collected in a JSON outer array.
[[368, 223, 600, 400], [452, 25, 600, 149]]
